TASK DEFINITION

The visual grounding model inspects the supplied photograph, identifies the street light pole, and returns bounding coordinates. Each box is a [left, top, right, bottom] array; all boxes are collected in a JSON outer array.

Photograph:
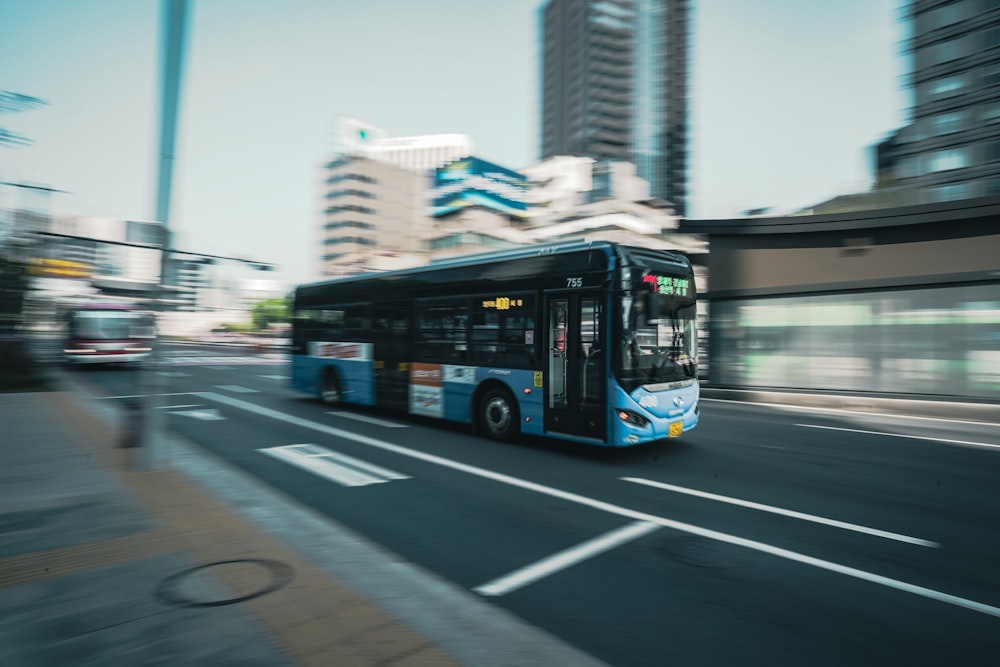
[[139, 0, 189, 470]]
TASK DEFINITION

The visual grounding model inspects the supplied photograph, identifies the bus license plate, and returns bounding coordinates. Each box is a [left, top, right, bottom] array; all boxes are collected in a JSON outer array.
[[668, 422, 683, 437]]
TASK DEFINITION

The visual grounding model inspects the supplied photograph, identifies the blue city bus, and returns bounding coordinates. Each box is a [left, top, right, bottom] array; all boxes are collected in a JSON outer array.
[[290, 240, 699, 447]]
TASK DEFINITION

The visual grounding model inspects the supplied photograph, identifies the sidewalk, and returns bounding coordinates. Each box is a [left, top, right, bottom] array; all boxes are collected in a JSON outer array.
[[0, 377, 608, 666]]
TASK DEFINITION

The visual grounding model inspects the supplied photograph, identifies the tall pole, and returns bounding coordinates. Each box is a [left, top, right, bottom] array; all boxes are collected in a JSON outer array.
[[139, 0, 189, 469]]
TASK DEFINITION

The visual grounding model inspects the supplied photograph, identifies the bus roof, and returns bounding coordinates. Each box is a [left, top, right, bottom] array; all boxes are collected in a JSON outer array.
[[300, 240, 690, 292]]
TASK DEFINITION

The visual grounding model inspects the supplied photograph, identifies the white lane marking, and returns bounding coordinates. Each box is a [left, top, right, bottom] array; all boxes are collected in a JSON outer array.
[[622, 477, 938, 548], [159, 404, 202, 410], [214, 385, 259, 394], [158, 371, 190, 377], [172, 408, 225, 421], [797, 423, 1000, 452], [95, 393, 191, 400], [259, 443, 410, 487], [196, 392, 1000, 619], [703, 398, 999, 427], [327, 411, 408, 428], [260, 374, 290, 380], [474, 521, 660, 597]]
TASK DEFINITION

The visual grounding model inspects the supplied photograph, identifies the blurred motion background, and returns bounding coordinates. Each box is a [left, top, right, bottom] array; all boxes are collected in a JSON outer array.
[[1, 0, 998, 399]]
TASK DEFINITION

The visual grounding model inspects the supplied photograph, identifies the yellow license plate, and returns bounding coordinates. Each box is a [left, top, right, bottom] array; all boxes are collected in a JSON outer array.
[[668, 421, 683, 437]]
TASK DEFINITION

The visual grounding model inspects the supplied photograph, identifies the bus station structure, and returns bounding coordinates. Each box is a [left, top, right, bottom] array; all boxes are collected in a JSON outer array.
[[680, 196, 1000, 402]]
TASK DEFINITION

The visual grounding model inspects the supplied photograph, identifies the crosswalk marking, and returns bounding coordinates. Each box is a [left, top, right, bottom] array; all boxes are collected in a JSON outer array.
[[215, 384, 259, 394], [258, 444, 410, 487]]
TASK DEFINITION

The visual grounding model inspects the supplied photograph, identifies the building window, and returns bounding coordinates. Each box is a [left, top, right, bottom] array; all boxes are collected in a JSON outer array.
[[926, 148, 969, 172], [982, 64, 1000, 87], [984, 25, 1000, 49], [982, 102, 1000, 122], [985, 140, 1000, 162], [925, 75, 966, 101], [928, 183, 969, 202], [929, 111, 966, 135], [924, 2, 966, 30], [924, 36, 968, 66], [984, 177, 1000, 195], [897, 155, 922, 179]]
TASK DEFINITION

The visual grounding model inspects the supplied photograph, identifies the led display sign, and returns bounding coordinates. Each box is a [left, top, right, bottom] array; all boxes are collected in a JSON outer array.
[[481, 297, 524, 311], [432, 157, 529, 218], [643, 273, 693, 299]]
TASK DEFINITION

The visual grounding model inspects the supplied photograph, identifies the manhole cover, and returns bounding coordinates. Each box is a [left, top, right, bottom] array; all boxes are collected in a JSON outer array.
[[156, 558, 294, 607]]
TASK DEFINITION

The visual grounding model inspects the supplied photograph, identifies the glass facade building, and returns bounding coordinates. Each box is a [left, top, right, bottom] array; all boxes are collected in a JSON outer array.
[[884, 0, 1000, 203], [540, 0, 690, 215]]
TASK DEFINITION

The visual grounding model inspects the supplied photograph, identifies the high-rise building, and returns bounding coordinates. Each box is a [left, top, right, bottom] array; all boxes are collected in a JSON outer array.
[[539, 0, 690, 215], [883, 0, 1000, 202]]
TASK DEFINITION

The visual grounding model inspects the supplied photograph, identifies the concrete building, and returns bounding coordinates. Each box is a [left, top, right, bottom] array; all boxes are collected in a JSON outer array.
[[427, 207, 529, 261], [879, 0, 1000, 203], [680, 196, 1000, 400], [331, 115, 475, 173], [589, 160, 651, 203], [320, 154, 430, 277], [366, 134, 476, 173], [521, 156, 594, 222], [540, 0, 691, 215]]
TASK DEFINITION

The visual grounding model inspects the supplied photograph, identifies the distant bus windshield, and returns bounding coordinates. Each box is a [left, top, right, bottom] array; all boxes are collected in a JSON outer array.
[[64, 305, 155, 365]]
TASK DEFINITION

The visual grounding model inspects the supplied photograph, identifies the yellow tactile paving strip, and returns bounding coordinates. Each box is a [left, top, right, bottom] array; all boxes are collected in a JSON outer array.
[[41, 391, 462, 667], [0, 529, 175, 589]]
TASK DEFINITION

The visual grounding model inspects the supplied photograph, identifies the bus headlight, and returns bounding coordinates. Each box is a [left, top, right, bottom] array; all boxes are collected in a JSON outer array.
[[617, 409, 649, 427]]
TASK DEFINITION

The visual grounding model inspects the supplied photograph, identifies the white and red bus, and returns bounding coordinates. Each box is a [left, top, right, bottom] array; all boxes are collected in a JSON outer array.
[[63, 303, 156, 365]]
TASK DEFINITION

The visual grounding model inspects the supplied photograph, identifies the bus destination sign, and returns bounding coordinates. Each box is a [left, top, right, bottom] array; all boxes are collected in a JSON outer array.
[[643, 273, 693, 298], [482, 297, 524, 310]]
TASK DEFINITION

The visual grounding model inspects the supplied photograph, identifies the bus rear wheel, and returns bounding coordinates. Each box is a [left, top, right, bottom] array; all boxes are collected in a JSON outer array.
[[320, 368, 341, 406], [478, 387, 519, 441]]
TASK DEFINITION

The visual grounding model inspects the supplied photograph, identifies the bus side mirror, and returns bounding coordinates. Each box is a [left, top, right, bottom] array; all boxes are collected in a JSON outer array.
[[643, 291, 658, 326]]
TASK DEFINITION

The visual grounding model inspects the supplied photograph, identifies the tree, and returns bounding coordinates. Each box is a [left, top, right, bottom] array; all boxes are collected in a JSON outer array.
[[250, 297, 289, 331], [0, 90, 48, 148]]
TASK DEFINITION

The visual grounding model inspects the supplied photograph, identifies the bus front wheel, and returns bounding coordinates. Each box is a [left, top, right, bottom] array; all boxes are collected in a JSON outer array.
[[478, 387, 519, 441], [320, 368, 341, 406]]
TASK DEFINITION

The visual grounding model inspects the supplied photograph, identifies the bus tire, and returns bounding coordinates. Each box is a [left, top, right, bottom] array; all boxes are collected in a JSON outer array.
[[478, 386, 520, 441], [319, 367, 342, 406]]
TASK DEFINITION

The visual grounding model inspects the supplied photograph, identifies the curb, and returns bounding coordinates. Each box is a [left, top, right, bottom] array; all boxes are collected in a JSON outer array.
[[700, 387, 1000, 424]]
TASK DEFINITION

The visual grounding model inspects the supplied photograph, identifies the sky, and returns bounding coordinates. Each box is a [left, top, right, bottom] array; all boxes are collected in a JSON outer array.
[[0, 0, 907, 288]]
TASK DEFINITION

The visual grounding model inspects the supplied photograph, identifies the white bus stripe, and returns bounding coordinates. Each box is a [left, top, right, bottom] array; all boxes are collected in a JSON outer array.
[[621, 477, 938, 547], [474, 521, 660, 597], [198, 392, 1000, 618]]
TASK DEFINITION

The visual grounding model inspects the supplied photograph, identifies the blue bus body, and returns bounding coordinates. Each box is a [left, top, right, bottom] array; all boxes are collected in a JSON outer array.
[[290, 241, 700, 447]]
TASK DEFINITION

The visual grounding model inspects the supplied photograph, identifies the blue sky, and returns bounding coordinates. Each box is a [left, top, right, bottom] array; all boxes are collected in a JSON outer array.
[[1, 0, 906, 286]]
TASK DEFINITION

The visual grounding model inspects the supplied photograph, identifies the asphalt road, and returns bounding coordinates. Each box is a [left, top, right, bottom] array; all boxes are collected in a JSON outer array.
[[70, 342, 1000, 667]]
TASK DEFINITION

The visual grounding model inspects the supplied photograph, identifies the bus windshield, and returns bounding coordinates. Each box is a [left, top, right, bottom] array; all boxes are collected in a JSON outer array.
[[69, 310, 155, 340], [616, 291, 698, 391]]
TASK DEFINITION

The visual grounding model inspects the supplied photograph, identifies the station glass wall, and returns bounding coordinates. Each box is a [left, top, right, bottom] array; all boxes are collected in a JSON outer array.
[[709, 283, 1000, 399]]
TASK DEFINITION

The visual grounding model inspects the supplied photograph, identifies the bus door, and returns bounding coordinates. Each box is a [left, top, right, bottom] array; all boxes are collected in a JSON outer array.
[[372, 304, 410, 410], [545, 293, 605, 440]]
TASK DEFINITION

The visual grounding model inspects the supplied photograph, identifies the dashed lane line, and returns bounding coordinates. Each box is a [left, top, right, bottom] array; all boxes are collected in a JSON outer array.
[[474, 521, 660, 597], [621, 477, 938, 547], [196, 391, 1000, 618], [796, 423, 1000, 452]]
